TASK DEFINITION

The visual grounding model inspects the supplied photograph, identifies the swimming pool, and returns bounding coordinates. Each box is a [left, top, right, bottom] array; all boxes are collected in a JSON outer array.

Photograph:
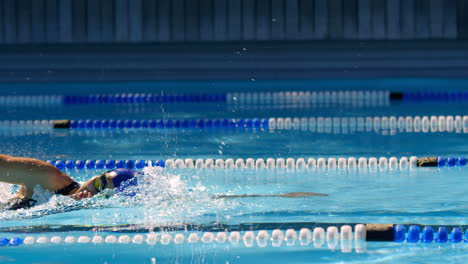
[[0, 79, 467, 263]]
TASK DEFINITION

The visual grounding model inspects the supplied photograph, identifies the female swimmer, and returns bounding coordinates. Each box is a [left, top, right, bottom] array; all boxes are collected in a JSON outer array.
[[0, 154, 326, 210]]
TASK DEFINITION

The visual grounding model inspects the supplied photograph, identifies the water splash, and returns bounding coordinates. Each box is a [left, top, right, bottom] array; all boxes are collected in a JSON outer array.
[[0, 166, 231, 228], [0, 183, 12, 203], [31, 185, 54, 204], [109, 165, 228, 228]]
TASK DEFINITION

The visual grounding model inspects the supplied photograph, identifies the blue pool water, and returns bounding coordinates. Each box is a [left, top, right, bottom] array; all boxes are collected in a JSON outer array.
[[0, 79, 467, 263]]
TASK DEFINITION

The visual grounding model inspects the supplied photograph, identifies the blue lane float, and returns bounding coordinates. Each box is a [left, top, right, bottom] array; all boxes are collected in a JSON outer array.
[[403, 91, 468, 102], [393, 225, 406, 242], [451, 228, 463, 243], [0, 238, 9, 246], [63, 118, 269, 130], [407, 225, 420, 243], [8, 238, 23, 246], [48, 160, 166, 170], [63, 93, 227, 104], [436, 227, 449, 243], [391, 225, 467, 243], [437, 157, 446, 167], [422, 226, 434, 243]]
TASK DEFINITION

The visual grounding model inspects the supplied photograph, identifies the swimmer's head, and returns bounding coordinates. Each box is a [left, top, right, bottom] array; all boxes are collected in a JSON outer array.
[[94, 169, 141, 194], [71, 169, 141, 199]]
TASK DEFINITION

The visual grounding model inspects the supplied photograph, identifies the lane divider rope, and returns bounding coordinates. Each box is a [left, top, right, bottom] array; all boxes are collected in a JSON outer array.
[[1, 115, 467, 134], [0, 94, 225, 106], [65, 118, 269, 130], [3, 223, 468, 249], [0, 225, 366, 252], [227, 91, 468, 105], [267, 115, 468, 133], [227, 91, 391, 106], [1, 91, 467, 107], [47, 156, 467, 171]]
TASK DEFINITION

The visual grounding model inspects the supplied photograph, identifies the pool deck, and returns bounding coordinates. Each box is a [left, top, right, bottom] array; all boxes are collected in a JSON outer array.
[[1, 40, 468, 82]]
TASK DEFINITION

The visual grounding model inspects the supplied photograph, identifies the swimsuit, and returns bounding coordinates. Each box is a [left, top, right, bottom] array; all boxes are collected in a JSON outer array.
[[55, 181, 80, 196]]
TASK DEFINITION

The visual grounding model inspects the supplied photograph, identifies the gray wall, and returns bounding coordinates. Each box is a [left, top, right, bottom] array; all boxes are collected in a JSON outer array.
[[0, 0, 467, 44], [1, 41, 468, 81]]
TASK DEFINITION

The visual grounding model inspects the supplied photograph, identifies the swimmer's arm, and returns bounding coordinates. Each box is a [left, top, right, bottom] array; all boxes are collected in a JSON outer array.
[[0, 154, 54, 183], [0, 154, 73, 198], [212, 192, 328, 199], [70, 190, 94, 200], [69, 177, 100, 200]]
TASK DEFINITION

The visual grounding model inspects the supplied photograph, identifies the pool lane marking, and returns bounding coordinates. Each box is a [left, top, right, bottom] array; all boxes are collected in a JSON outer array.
[[0, 115, 467, 134], [2, 224, 466, 249], [47, 156, 467, 171], [2, 90, 468, 106], [54, 115, 468, 133], [2, 222, 467, 235]]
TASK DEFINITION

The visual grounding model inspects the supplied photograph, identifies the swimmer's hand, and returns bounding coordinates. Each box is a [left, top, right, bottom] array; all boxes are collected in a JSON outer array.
[[70, 190, 94, 200], [3, 197, 37, 210], [213, 192, 328, 199]]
